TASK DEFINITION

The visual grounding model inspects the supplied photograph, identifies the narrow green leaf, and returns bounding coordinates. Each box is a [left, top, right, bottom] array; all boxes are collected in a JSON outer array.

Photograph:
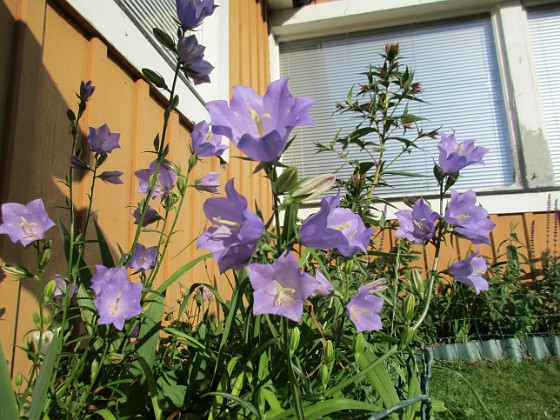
[[152, 28, 176, 51], [93, 219, 115, 268], [155, 253, 211, 294], [202, 391, 260, 418], [136, 357, 164, 420], [29, 334, 58, 420], [0, 342, 19, 419], [355, 348, 400, 410], [94, 409, 117, 420]]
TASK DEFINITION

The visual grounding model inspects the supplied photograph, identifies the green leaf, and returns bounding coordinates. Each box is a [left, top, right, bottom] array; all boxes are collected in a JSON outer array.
[[93, 219, 115, 268], [136, 357, 164, 420], [0, 342, 18, 419], [202, 391, 260, 418], [94, 409, 117, 420], [152, 28, 176, 51], [29, 333, 58, 420], [155, 253, 211, 294]]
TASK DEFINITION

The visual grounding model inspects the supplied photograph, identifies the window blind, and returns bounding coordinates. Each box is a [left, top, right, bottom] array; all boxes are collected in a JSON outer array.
[[279, 17, 515, 196]]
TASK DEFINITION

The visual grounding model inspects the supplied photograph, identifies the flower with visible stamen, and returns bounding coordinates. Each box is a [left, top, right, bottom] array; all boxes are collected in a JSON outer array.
[[448, 249, 489, 294], [437, 131, 488, 174], [87, 124, 121, 155], [394, 198, 439, 243], [346, 281, 385, 333], [0, 199, 55, 246], [444, 190, 495, 245]]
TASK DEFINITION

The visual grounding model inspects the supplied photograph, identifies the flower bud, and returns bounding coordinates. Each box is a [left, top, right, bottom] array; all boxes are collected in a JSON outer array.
[[275, 166, 299, 194], [411, 269, 425, 298], [353, 333, 364, 355], [91, 359, 99, 378], [39, 245, 52, 269], [106, 353, 125, 364], [292, 174, 337, 202], [403, 294, 416, 322], [177, 177, 188, 194], [399, 327, 415, 348], [324, 340, 335, 364], [44, 280, 56, 302], [289, 327, 301, 356], [15, 373, 23, 388], [2, 263, 32, 279], [320, 364, 330, 391], [163, 191, 180, 211]]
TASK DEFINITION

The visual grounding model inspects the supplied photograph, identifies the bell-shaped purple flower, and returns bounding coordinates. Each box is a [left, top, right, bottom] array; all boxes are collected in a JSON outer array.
[[176, 0, 217, 30], [448, 249, 489, 294], [0, 199, 55, 246], [132, 204, 161, 227], [299, 191, 374, 257], [128, 243, 158, 272], [92, 266, 143, 330], [178, 35, 214, 85], [437, 132, 488, 174], [98, 170, 123, 185], [311, 270, 334, 297], [206, 78, 316, 162], [53, 275, 76, 300], [394, 198, 440, 243], [91, 265, 123, 295], [197, 179, 264, 273], [248, 251, 319, 322], [88, 124, 121, 155], [346, 281, 385, 333], [135, 160, 177, 199], [195, 172, 220, 194], [79, 80, 95, 102], [68, 156, 90, 171], [444, 190, 495, 245], [191, 120, 227, 157]]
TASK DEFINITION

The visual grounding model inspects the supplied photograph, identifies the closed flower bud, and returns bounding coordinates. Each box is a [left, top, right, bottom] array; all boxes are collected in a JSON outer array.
[[289, 327, 301, 356], [353, 332, 364, 355], [399, 327, 415, 348], [292, 174, 337, 202], [44, 280, 56, 302], [91, 359, 99, 379], [320, 364, 330, 391], [324, 340, 335, 364], [411, 269, 425, 298], [16, 373, 23, 388], [177, 177, 188, 194], [39, 245, 52, 269], [275, 166, 299, 194], [403, 294, 416, 322], [163, 191, 180, 210], [2, 263, 33, 279], [106, 353, 125, 364]]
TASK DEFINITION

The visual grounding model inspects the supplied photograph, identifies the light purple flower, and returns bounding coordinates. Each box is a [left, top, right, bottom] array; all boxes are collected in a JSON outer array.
[[79, 80, 95, 102], [128, 243, 158, 272], [191, 120, 227, 157], [132, 204, 161, 227], [299, 191, 373, 257], [195, 172, 220, 194], [178, 35, 214, 85], [248, 251, 319, 322], [176, 0, 217, 30], [197, 179, 264, 273], [135, 160, 177, 199], [311, 270, 334, 297], [394, 198, 440, 243], [92, 267, 143, 330], [437, 132, 488, 174], [0, 199, 55, 246], [444, 190, 495, 245], [91, 265, 125, 296], [98, 170, 123, 185], [88, 124, 121, 155], [206, 78, 316, 162], [53, 275, 76, 300], [448, 249, 489, 294], [346, 281, 385, 333]]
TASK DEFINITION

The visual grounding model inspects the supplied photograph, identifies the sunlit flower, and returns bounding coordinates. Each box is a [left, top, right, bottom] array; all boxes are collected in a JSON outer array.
[[0, 199, 55, 246], [53, 275, 76, 300], [346, 281, 385, 333], [444, 190, 495, 245], [135, 160, 177, 199], [79, 80, 95, 102], [311, 270, 334, 297], [437, 131, 488, 174], [394, 198, 439, 243], [195, 172, 220, 194], [448, 249, 489, 294], [88, 124, 121, 155], [191, 120, 227, 157], [128, 244, 158, 272], [176, 0, 217, 30], [178, 35, 214, 85]]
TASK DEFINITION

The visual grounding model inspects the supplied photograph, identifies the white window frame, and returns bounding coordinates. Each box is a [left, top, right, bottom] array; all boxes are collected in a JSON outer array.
[[269, 0, 560, 215]]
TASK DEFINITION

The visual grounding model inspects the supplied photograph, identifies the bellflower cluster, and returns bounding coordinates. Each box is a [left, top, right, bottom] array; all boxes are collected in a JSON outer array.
[[437, 131, 488, 174], [197, 179, 264, 273], [178, 35, 214, 85], [299, 191, 373, 257], [195, 172, 220, 194], [206, 78, 315, 162], [444, 190, 495, 245], [248, 251, 319, 322], [135, 160, 177, 199], [448, 249, 489, 294], [175, 0, 217, 30], [88, 124, 121, 155], [346, 280, 386, 333], [128, 244, 158, 272], [191, 120, 227, 157], [0, 199, 55, 246], [394, 198, 439, 243]]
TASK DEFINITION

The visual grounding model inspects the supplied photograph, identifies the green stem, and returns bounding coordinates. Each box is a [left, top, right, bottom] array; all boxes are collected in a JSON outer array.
[[282, 318, 304, 420]]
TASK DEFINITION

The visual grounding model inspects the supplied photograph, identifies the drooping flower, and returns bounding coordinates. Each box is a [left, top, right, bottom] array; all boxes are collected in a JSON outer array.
[[53, 275, 76, 300], [299, 191, 373, 257], [311, 270, 334, 297], [444, 190, 495, 245], [88, 124, 121, 155], [135, 160, 177, 199], [178, 35, 214, 85], [346, 280, 385, 333], [128, 243, 158, 272], [0, 199, 55, 246], [197, 179, 264, 273], [191, 120, 227, 157], [93, 267, 143, 330], [98, 170, 124, 185], [206, 78, 316, 162], [394, 198, 439, 243], [195, 172, 220, 194], [79, 80, 95, 102], [248, 251, 319, 322], [67, 155, 90, 171], [176, 0, 217, 30], [132, 204, 161, 227], [448, 249, 489, 294], [437, 132, 488, 174]]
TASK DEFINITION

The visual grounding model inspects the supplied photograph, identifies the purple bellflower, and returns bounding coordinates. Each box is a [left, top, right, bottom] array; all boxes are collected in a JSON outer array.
[[98, 170, 124, 185], [79, 80, 95, 102], [448, 249, 489, 294], [88, 124, 121, 155], [92, 267, 143, 330], [132, 204, 161, 227], [206, 78, 315, 162], [197, 179, 264, 273], [128, 243, 158, 272], [178, 35, 214, 85], [53, 275, 76, 300], [91, 265, 127, 296], [191, 120, 227, 157], [444, 190, 495, 245], [248, 251, 320, 322], [68, 156, 90, 171], [135, 160, 177, 199], [437, 132, 488, 174], [394, 198, 440, 243], [299, 191, 374, 257], [0, 199, 55, 246], [346, 280, 385, 333], [195, 172, 220, 194], [311, 270, 334, 297], [176, 0, 217, 30]]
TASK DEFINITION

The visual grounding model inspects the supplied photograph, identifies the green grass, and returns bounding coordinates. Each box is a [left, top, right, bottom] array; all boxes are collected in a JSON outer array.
[[430, 359, 560, 419]]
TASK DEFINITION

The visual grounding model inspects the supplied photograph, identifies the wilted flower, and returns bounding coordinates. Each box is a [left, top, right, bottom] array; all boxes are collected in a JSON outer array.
[[178, 35, 214, 85], [248, 251, 319, 322], [448, 249, 489, 294], [0, 199, 55, 246], [135, 160, 177, 199], [98, 170, 123, 185], [299, 191, 373, 257], [176, 0, 217, 30], [311, 270, 334, 297], [197, 179, 264, 273], [444, 190, 495, 245], [191, 120, 227, 157], [88, 124, 121, 155], [206, 78, 315, 162], [53, 275, 76, 300], [132, 204, 161, 226], [128, 244, 158, 272], [346, 281, 385, 333], [437, 132, 488, 174], [195, 172, 220, 194], [79, 80, 95, 102], [394, 198, 439, 243]]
